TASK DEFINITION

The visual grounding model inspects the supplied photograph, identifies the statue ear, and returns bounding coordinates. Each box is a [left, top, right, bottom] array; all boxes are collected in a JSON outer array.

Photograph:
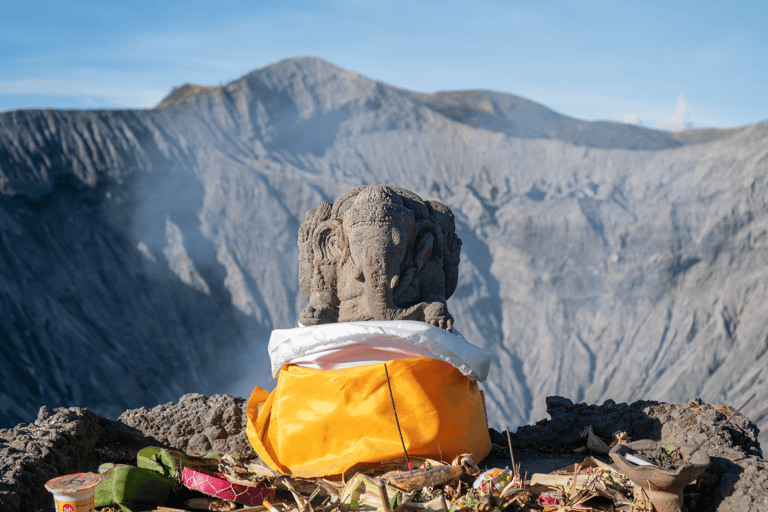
[[424, 200, 461, 299], [299, 202, 332, 300], [314, 219, 346, 264], [443, 230, 461, 299], [413, 228, 436, 273]]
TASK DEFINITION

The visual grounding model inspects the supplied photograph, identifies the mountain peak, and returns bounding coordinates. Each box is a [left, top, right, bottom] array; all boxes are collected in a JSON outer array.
[[155, 83, 221, 108], [155, 56, 355, 109], [256, 55, 346, 74]]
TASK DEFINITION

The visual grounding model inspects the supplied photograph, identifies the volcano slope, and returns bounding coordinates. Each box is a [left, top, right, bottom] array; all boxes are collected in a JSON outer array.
[[1, 57, 766, 447]]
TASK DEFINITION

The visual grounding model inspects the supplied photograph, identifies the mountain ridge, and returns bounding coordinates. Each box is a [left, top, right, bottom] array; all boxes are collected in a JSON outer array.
[[154, 57, 749, 150], [1, 56, 766, 448]]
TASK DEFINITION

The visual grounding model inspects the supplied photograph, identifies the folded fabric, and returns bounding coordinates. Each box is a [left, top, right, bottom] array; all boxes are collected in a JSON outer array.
[[268, 320, 493, 382], [246, 358, 491, 478]]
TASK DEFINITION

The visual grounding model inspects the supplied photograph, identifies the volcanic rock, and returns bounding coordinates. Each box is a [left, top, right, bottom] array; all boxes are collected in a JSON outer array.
[[117, 392, 253, 457], [508, 396, 768, 511], [2, 394, 767, 512]]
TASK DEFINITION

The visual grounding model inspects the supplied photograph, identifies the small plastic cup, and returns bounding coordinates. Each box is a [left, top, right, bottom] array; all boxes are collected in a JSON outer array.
[[44, 473, 101, 512], [472, 467, 512, 494]]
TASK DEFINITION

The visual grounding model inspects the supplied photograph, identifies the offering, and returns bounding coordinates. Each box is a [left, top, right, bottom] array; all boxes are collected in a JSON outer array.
[[45, 473, 101, 512]]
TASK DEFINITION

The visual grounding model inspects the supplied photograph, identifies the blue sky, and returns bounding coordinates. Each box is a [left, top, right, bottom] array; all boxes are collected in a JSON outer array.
[[1, 0, 766, 129]]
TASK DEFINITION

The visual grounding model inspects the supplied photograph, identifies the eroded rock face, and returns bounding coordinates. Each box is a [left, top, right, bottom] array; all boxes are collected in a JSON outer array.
[[0, 394, 250, 512], [0, 406, 135, 512], [298, 184, 461, 331], [652, 399, 767, 512], [117, 393, 253, 457], [508, 397, 767, 512]]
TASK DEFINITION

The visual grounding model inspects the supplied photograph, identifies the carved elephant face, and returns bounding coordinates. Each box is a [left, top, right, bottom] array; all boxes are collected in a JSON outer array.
[[297, 185, 461, 331]]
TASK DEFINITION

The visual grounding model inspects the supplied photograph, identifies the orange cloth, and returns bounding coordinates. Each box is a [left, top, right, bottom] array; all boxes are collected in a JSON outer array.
[[246, 358, 491, 478]]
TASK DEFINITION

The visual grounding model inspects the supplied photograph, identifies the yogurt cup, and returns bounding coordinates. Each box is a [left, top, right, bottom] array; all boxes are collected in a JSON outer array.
[[472, 467, 512, 494], [45, 473, 101, 512]]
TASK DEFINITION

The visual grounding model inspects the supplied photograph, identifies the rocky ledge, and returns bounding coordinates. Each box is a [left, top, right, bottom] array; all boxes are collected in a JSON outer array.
[[1, 394, 766, 512]]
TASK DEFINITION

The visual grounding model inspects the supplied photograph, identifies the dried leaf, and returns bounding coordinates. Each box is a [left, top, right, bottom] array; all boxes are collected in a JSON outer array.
[[387, 465, 465, 493]]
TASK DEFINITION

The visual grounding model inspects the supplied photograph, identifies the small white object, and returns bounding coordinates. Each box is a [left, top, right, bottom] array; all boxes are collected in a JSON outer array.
[[625, 454, 654, 466], [45, 473, 100, 512], [262, 499, 280, 512]]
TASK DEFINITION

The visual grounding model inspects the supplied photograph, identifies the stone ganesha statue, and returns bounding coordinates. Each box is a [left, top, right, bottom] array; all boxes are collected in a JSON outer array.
[[298, 185, 462, 331]]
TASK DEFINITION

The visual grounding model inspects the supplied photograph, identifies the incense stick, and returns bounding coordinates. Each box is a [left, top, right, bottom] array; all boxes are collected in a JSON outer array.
[[384, 363, 411, 473], [505, 428, 516, 474]]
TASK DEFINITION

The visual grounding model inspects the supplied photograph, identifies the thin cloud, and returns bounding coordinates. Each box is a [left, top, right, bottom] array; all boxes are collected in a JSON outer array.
[[656, 94, 693, 132], [0, 78, 167, 109], [623, 114, 641, 126]]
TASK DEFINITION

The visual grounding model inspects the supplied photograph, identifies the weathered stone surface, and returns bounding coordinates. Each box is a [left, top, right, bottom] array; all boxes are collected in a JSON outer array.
[[509, 396, 663, 451], [652, 399, 767, 512], [2, 395, 765, 512], [508, 396, 768, 512], [117, 393, 253, 457], [0, 394, 250, 512], [298, 184, 460, 331], [0, 407, 104, 512]]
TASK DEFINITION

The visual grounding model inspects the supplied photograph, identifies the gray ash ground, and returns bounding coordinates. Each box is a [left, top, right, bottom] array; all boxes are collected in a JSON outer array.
[[2, 395, 767, 512]]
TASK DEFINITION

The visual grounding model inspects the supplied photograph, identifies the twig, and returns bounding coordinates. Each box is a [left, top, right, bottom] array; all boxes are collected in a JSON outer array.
[[440, 494, 449, 512], [452, 480, 461, 506], [385, 363, 411, 473], [378, 479, 392, 512], [683, 392, 756, 461], [505, 428, 516, 474], [568, 464, 581, 499], [282, 478, 308, 511], [315, 478, 341, 500], [307, 486, 322, 506]]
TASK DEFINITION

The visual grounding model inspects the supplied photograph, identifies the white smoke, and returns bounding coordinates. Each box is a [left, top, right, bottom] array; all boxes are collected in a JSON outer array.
[[623, 114, 641, 126], [656, 93, 693, 132]]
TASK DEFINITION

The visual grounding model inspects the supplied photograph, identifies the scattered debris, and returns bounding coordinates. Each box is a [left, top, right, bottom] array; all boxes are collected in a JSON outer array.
[[610, 440, 711, 512], [581, 426, 612, 455], [66, 445, 684, 512], [626, 441, 688, 470], [529, 457, 635, 510]]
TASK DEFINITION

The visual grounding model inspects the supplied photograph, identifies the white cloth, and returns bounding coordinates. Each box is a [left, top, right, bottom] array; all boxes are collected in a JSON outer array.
[[268, 320, 493, 382]]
